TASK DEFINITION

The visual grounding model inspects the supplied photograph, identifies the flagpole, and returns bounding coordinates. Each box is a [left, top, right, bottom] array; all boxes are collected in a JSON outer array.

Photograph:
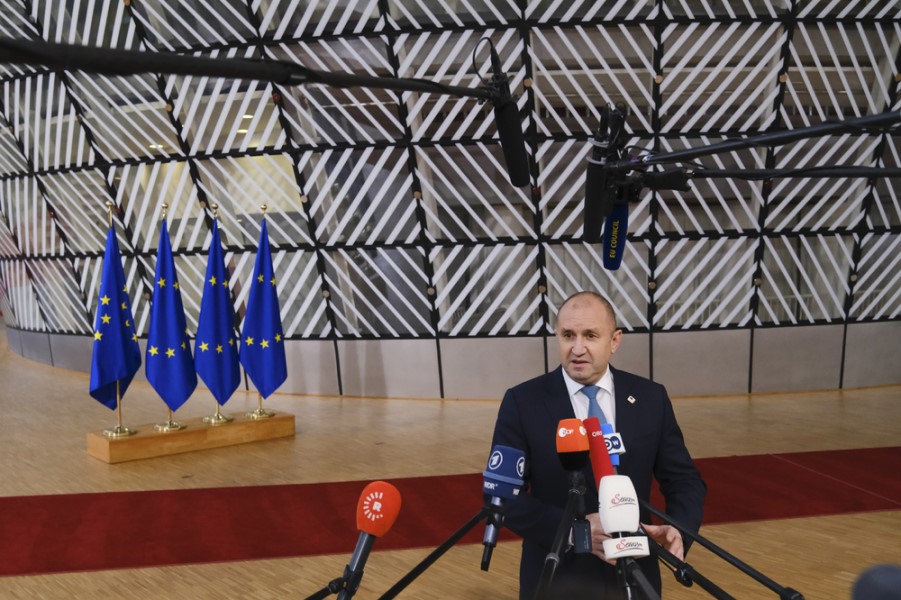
[[246, 203, 276, 421], [155, 408, 185, 432], [201, 203, 235, 426], [150, 203, 188, 433], [203, 401, 233, 425], [100, 203, 137, 439], [102, 373, 137, 437], [247, 391, 275, 420]]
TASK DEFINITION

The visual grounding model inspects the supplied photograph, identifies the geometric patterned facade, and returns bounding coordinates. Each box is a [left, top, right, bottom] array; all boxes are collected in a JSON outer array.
[[0, 1, 898, 393]]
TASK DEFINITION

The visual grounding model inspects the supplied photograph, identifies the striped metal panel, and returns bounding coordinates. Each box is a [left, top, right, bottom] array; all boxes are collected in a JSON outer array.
[[0, 0, 895, 358]]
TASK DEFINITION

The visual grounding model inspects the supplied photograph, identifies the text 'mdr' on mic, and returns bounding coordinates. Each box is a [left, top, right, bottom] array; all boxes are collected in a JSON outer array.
[[337, 481, 402, 600], [481, 444, 526, 571]]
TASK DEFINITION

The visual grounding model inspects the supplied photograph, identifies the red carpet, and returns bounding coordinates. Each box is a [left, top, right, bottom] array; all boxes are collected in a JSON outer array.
[[1, 446, 899, 577]]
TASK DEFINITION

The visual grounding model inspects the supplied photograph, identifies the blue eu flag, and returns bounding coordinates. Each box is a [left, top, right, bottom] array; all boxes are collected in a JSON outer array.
[[239, 219, 287, 398], [194, 219, 241, 406], [146, 219, 197, 411], [89, 226, 142, 409]]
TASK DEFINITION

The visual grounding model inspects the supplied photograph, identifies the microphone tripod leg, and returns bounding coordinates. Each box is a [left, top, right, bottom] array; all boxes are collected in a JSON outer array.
[[377, 506, 492, 600], [303, 576, 346, 600], [621, 558, 660, 600]]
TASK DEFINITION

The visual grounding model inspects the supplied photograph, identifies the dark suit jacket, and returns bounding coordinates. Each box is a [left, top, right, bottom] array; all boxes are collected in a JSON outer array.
[[491, 365, 706, 599]]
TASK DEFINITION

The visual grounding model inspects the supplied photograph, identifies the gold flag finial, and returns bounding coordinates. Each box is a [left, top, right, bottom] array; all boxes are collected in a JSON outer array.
[[106, 201, 114, 227], [162, 202, 169, 220], [261, 204, 268, 216], [212, 203, 219, 219]]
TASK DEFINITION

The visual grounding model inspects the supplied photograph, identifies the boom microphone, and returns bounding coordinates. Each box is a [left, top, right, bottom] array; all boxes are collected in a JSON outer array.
[[481, 444, 525, 571], [337, 481, 402, 600], [584, 105, 627, 241], [602, 200, 629, 270], [487, 42, 530, 187], [584, 416, 615, 488]]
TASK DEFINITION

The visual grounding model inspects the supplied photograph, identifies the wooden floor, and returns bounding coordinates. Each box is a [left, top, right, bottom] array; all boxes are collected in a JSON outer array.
[[1, 325, 899, 599]]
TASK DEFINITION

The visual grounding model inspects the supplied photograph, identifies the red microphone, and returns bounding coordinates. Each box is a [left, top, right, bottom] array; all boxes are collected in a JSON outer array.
[[584, 416, 616, 489], [338, 481, 402, 600]]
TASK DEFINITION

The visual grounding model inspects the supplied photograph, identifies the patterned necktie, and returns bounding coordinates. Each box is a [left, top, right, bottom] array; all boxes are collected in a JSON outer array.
[[581, 384, 608, 424]]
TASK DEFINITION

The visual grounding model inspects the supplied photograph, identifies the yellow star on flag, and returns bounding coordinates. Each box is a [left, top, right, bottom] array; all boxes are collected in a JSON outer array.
[[166, 348, 175, 358], [261, 339, 269, 348], [94, 331, 103, 340], [101, 314, 111, 324], [158, 278, 166, 287], [199, 342, 209, 352], [100, 295, 110, 305], [149, 346, 159, 356]]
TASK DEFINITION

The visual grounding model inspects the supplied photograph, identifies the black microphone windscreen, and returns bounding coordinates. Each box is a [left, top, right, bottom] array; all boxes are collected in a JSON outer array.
[[493, 99, 530, 187], [584, 159, 609, 241], [853, 564, 901, 600]]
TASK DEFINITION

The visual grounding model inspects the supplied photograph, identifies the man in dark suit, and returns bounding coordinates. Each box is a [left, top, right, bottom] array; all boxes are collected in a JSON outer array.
[[491, 291, 706, 599]]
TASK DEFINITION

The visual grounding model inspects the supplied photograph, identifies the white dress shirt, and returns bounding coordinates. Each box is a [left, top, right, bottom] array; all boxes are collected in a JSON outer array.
[[562, 365, 616, 428]]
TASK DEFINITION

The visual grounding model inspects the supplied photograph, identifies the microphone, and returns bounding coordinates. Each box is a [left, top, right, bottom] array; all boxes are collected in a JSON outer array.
[[486, 42, 530, 187], [599, 474, 659, 600], [481, 444, 525, 571], [601, 422, 626, 470], [556, 418, 590, 472], [584, 416, 615, 489], [584, 105, 627, 241], [602, 200, 629, 270], [337, 481, 402, 600], [598, 475, 649, 561]]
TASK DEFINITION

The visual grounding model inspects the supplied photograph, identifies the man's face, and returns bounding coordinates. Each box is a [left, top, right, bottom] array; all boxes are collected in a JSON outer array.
[[556, 296, 622, 385]]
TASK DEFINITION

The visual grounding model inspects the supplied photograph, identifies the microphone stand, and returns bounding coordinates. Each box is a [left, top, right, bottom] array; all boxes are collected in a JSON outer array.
[[643, 534, 735, 600], [305, 577, 350, 600], [377, 502, 501, 600], [639, 500, 804, 600], [618, 557, 661, 600], [533, 471, 588, 600], [601, 109, 901, 196]]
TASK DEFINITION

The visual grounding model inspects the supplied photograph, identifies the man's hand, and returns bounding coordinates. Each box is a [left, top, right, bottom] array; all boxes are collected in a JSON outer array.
[[642, 523, 684, 561], [586, 513, 614, 564]]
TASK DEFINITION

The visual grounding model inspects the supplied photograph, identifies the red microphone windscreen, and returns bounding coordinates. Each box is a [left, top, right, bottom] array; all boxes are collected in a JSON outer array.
[[356, 481, 402, 537], [584, 416, 615, 487], [556, 418, 589, 454]]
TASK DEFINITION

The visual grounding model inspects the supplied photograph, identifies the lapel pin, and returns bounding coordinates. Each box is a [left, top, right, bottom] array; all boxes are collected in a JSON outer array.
[[628, 395, 636, 404]]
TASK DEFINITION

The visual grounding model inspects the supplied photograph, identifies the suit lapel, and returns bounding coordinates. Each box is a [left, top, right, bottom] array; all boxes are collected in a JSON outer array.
[[541, 366, 575, 424], [610, 365, 634, 450]]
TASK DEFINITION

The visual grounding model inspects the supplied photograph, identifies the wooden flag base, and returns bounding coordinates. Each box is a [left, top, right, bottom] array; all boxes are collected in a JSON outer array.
[[86, 410, 295, 464]]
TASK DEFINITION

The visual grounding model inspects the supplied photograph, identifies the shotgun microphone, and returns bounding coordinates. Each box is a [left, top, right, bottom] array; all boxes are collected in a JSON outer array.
[[585, 104, 627, 241], [486, 42, 530, 187], [337, 481, 402, 600]]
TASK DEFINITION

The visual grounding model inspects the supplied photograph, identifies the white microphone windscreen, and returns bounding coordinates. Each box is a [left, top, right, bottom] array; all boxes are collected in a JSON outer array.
[[598, 475, 640, 533]]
